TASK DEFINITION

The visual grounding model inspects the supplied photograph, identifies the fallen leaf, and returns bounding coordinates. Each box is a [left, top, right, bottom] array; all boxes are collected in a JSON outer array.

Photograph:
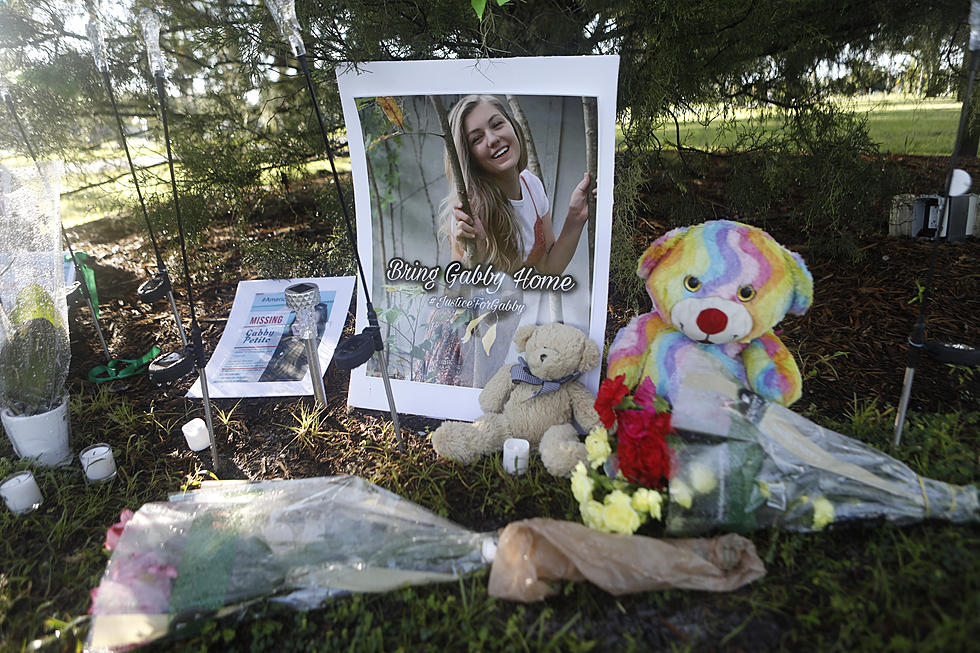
[[376, 97, 404, 129], [482, 322, 497, 355]]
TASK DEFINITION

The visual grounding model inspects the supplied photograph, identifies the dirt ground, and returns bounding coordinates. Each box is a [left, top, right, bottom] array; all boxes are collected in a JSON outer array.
[[62, 153, 979, 527]]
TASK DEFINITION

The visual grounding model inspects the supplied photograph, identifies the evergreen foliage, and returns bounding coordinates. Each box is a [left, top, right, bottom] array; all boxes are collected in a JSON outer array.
[[0, 0, 970, 270]]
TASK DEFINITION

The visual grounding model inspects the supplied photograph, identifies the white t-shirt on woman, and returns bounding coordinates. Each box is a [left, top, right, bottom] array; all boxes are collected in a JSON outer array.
[[510, 170, 549, 260]]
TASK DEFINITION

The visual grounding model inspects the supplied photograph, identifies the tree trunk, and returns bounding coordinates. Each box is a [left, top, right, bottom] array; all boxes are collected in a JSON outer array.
[[429, 95, 475, 261], [583, 96, 598, 288], [959, 48, 980, 158], [506, 94, 563, 323], [506, 95, 542, 178]]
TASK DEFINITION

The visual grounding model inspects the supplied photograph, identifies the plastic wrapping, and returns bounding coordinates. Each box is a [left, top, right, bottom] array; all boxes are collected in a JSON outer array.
[[666, 352, 979, 535], [488, 518, 765, 602], [0, 163, 70, 417], [264, 0, 306, 56], [86, 19, 108, 72], [138, 9, 164, 76], [86, 476, 491, 652]]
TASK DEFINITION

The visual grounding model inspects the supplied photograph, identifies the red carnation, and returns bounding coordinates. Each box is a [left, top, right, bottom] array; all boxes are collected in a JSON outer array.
[[616, 408, 673, 489], [595, 375, 630, 428]]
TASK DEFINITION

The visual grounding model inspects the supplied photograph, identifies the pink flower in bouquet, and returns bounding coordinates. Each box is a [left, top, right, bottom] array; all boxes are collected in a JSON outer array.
[[595, 375, 629, 428], [616, 392, 673, 489], [91, 551, 178, 615], [632, 377, 658, 410], [104, 509, 135, 551]]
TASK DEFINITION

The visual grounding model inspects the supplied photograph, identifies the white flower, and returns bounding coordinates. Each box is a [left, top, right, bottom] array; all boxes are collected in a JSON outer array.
[[812, 496, 835, 531], [670, 478, 693, 509], [570, 462, 594, 504], [689, 462, 717, 494]]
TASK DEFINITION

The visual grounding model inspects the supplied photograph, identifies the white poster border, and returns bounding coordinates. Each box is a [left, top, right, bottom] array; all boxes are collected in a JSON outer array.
[[338, 55, 619, 421]]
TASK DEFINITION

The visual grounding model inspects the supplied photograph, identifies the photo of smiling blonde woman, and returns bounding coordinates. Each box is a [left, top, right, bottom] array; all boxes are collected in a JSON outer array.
[[425, 94, 595, 386], [442, 94, 594, 276]]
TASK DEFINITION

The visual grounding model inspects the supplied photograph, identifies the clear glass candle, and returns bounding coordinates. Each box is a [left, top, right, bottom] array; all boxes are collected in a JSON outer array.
[[0, 470, 43, 514], [79, 443, 117, 483]]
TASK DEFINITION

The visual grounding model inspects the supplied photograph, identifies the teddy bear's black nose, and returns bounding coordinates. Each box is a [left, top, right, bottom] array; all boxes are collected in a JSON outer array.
[[539, 353, 548, 362]]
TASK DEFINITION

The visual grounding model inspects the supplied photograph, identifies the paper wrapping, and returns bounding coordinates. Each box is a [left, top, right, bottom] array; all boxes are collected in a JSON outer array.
[[487, 518, 765, 602]]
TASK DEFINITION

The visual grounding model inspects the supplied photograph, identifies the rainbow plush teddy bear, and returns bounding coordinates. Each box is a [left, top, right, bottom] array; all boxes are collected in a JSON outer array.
[[607, 220, 813, 406]]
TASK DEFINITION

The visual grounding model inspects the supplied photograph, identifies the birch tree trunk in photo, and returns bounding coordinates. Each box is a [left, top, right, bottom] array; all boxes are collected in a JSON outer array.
[[583, 96, 598, 289], [365, 155, 388, 272], [429, 94, 475, 261], [365, 155, 391, 342], [507, 94, 563, 324], [506, 95, 542, 179], [412, 97, 442, 262]]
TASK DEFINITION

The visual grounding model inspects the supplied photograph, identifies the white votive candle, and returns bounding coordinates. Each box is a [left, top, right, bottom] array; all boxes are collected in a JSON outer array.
[[79, 444, 117, 483], [0, 470, 43, 515], [502, 438, 530, 475], [181, 418, 211, 451]]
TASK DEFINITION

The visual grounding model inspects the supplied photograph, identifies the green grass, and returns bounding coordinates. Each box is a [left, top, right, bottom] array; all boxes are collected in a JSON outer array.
[[657, 95, 961, 156], [2, 141, 352, 230], [2, 383, 978, 651]]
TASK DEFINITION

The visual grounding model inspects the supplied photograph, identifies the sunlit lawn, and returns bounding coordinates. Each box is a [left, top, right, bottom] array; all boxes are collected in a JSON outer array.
[[655, 95, 961, 156], [2, 141, 352, 229]]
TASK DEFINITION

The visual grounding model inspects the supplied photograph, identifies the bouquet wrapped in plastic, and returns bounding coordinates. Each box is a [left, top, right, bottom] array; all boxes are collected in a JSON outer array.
[[86, 476, 491, 652], [575, 350, 979, 536]]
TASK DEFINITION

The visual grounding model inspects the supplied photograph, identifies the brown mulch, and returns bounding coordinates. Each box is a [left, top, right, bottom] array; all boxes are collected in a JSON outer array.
[[61, 154, 979, 486]]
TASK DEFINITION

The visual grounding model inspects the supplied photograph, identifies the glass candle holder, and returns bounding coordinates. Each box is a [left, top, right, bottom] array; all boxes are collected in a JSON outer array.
[[86, 19, 108, 72], [264, 0, 306, 56], [0, 470, 43, 515], [79, 443, 117, 484], [139, 9, 165, 76]]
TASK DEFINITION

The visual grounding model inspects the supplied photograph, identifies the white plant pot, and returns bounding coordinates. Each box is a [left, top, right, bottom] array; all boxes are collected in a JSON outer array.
[[1, 396, 71, 467]]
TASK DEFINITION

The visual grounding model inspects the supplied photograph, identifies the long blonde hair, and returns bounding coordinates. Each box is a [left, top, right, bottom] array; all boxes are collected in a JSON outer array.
[[440, 94, 529, 274]]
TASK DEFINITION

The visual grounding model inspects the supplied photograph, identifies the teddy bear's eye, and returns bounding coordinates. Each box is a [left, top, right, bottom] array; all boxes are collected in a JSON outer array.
[[737, 285, 756, 302], [684, 276, 701, 292]]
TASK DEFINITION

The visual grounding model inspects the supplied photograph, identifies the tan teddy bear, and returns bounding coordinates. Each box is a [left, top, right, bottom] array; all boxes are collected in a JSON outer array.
[[430, 322, 601, 477]]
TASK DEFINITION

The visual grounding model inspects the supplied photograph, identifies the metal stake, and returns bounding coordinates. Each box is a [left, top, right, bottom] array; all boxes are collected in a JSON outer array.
[[294, 53, 403, 451], [263, 0, 403, 451], [893, 43, 980, 447], [285, 282, 328, 408], [152, 70, 219, 469], [95, 58, 187, 347]]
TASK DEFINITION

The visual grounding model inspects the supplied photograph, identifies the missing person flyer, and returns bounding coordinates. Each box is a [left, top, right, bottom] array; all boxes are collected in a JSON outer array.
[[187, 277, 355, 399]]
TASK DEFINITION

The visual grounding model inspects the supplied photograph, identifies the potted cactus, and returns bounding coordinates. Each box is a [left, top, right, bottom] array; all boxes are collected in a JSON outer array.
[[0, 163, 72, 466], [0, 284, 71, 466]]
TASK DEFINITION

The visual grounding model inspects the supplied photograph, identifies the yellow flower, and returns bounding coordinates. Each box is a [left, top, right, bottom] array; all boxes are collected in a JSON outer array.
[[670, 478, 693, 509], [757, 481, 771, 499], [602, 490, 641, 534], [585, 426, 612, 469], [570, 462, 594, 504], [632, 487, 664, 521], [812, 496, 835, 531], [689, 462, 717, 494], [581, 499, 605, 531]]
